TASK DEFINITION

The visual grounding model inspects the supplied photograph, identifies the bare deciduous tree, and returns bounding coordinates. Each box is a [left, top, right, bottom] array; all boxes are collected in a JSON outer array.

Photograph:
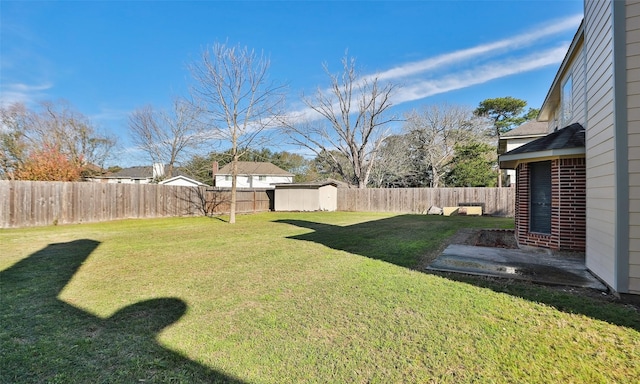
[[368, 134, 414, 188], [282, 56, 397, 188], [403, 104, 490, 188], [128, 98, 204, 179], [188, 42, 285, 224], [1, 100, 116, 180]]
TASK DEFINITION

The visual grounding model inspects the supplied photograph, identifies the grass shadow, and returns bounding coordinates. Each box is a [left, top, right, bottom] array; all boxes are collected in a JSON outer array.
[[276, 215, 640, 331], [275, 215, 514, 269], [0, 239, 245, 383]]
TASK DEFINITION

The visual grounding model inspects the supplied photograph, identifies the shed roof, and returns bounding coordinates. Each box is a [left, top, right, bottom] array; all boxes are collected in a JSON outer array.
[[499, 123, 585, 169], [274, 181, 338, 189], [217, 161, 294, 176]]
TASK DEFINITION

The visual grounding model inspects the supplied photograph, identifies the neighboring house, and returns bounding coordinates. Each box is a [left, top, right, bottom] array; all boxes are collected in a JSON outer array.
[[86, 165, 160, 184], [499, 0, 639, 297], [87, 163, 208, 185], [497, 121, 548, 186], [214, 162, 294, 189], [159, 175, 208, 187]]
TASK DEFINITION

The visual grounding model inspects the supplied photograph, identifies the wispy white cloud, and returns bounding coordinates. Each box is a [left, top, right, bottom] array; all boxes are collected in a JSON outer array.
[[290, 14, 581, 123], [366, 14, 582, 83], [0, 82, 53, 107], [391, 45, 569, 104]]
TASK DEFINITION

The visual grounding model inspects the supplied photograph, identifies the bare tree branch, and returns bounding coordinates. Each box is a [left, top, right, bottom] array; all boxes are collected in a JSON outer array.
[[403, 104, 491, 187], [281, 55, 398, 188], [128, 97, 204, 179], [1, 100, 116, 180], [188, 42, 286, 223]]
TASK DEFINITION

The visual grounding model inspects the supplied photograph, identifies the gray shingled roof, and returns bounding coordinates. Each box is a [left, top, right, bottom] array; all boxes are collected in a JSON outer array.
[[111, 166, 153, 178], [503, 123, 585, 155], [499, 123, 585, 169], [108, 165, 190, 179], [500, 121, 549, 138], [217, 162, 294, 176]]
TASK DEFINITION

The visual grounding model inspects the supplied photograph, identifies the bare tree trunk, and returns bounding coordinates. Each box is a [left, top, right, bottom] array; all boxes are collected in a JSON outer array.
[[189, 42, 285, 224], [230, 151, 238, 224]]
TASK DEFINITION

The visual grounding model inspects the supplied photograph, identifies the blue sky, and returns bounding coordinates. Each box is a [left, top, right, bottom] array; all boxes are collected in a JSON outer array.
[[1, 0, 584, 166]]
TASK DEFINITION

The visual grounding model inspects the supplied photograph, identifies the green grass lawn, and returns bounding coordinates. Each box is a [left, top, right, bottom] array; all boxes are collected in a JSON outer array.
[[1, 212, 638, 383]]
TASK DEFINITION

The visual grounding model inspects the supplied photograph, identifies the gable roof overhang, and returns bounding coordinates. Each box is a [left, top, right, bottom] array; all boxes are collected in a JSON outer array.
[[499, 148, 585, 169], [499, 123, 585, 169], [538, 20, 585, 122], [159, 175, 208, 186], [498, 121, 549, 154]]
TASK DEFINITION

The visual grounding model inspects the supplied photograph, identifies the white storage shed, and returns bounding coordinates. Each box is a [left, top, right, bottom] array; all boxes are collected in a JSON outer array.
[[274, 182, 338, 212]]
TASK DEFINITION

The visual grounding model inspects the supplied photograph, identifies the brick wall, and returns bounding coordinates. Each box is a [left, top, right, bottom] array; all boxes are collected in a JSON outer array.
[[514, 158, 586, 251], [556, 158, 586, 250]]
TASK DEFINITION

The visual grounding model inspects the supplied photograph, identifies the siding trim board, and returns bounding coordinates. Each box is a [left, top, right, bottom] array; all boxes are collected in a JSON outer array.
[[614, 0, 630, 293]]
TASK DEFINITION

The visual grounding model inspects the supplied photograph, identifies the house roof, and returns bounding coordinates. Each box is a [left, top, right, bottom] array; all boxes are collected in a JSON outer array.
[[499, 123, 585, 169], [216, 162, 294, 176], [500, 121, 549, 138], [100, 165, 190, 179], [539, 20, 585, 122], [110, 166, 154, 179], [498, 121, 550, 154]]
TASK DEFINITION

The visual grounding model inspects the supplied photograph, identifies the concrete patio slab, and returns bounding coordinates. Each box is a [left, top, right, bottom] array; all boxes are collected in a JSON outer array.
[[427, 244, 607, 291]]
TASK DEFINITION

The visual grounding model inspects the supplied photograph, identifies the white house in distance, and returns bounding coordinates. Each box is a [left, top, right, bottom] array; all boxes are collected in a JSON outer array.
[[87, 163, 166, 184], [499, 0, 640, 298], [214, 161, 294, 189], [497, 121, 548, 186], [88, 163, 207, 186]]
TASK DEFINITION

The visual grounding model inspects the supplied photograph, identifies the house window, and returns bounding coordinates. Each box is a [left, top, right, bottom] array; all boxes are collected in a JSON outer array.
[[258, 176, 266, 181], [561, 75, 573, 126], [529, 161, 552, 234], [225, 175, 231, 181]]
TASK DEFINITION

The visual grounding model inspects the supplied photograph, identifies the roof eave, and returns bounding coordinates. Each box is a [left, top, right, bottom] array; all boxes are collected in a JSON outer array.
[[539, 20, 585, 122], [499, 147, 585, 169]]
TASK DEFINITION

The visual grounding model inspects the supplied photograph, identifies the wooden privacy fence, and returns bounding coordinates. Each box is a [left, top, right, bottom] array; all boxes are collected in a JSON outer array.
[[0, 181, 272, 228], [337, 187, 515, 217]]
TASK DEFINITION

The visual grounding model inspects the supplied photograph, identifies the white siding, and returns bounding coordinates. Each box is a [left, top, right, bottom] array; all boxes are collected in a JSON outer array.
[[215, 175, 293, 189], [627, 0, 640, 293], [585, 0, 617, 286]]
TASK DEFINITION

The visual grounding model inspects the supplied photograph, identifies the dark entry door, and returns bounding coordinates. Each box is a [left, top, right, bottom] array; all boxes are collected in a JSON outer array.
[[530, 161, 551, 234]]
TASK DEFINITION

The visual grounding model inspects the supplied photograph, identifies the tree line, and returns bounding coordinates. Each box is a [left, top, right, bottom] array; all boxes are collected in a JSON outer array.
[[1, 42, 537, 222]]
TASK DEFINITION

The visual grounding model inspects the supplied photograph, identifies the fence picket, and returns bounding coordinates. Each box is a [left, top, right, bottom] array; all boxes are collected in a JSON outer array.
[[337, 187, 514, 217], [1, 181, 515, 228], [0, 181, 275, 228]]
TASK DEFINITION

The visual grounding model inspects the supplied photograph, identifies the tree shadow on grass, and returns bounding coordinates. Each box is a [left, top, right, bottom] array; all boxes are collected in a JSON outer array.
[[275, 216, 447, 268], [0, 239, 245, 383], [276, 217, 640, 332]]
